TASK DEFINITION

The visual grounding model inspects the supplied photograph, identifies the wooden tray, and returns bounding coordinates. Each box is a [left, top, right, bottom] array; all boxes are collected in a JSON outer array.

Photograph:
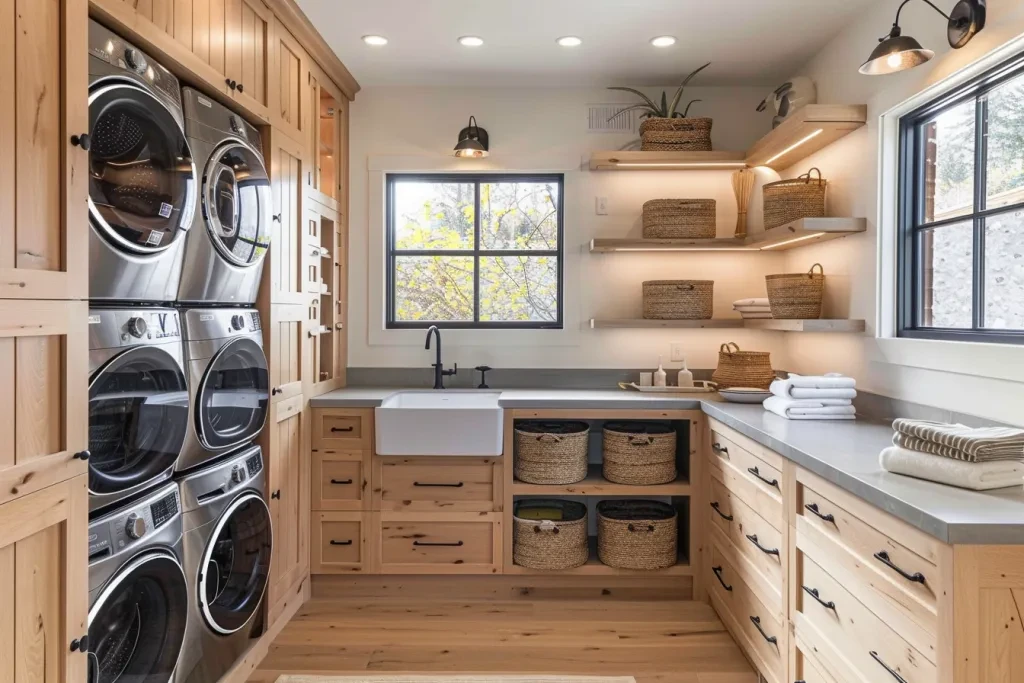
[[618, 381, 717, 394]]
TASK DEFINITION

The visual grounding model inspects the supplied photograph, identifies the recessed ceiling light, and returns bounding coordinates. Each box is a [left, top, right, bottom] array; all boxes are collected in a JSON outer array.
[[458, 36, 484, 47], [556, 36, 582, 47], [650, 35, 677, 47], [362, 35, 388, 46]]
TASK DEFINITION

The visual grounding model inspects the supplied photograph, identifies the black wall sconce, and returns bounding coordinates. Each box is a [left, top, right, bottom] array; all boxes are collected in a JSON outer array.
[[453, 116, 489, 158], [859, 0, 986, 75]]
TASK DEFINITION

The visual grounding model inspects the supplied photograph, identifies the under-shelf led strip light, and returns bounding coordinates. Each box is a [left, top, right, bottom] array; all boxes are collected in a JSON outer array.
[[613, 162, 748, 169], [759, 233, 825, 250], [763, 129, 824, 166]]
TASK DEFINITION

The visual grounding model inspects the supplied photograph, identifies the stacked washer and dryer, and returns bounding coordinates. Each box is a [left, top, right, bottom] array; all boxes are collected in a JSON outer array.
[[85, 20, 274, 683]]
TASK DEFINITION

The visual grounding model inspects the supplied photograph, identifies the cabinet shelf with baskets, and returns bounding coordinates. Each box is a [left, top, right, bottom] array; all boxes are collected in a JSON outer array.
[[589, 318, 865, 332], [513, 464, 692, 496], [507, 536, 692, 576]]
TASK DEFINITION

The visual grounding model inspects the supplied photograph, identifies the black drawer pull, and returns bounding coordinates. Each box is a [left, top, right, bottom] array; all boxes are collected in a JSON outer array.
[[711, 442, 728, 455], [747, 466, 779, 489], [802, 585, 836, 611], [745, 533, 780, 557], [330, 478, 354, 485], [271, 490, 280, 500], [873, 550, 926, 584], [413, 481, 464, 488], [330, 426, 355, 433], [804, 502, 835, 524], [329, 539, 353, 546], [710, 501, 733, 521], [870, 651, 909, 683], [413, 540, 464, 547], [748, 616, 778, 646], [711, 565, 733, 591]]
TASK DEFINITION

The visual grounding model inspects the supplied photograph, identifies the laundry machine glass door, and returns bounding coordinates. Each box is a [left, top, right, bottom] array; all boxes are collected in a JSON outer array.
[[88, 551, 188, 683], [196, 337, 269, 451], [89, 346, 189, 497], [204, 143, 272, 267]]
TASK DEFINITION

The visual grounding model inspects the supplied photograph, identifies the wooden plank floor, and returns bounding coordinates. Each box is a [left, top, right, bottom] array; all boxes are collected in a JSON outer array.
[[250, 591, 756, 683]]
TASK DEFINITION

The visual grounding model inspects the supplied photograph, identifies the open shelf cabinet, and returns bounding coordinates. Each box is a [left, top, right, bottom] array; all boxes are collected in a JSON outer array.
[[507, 536, 692, 576], [513, 464, 692, 496]]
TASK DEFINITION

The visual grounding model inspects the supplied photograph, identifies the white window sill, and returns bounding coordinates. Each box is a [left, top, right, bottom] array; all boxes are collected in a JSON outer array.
[[368, 325, 582, 348], [870, 336, 1024, 384]]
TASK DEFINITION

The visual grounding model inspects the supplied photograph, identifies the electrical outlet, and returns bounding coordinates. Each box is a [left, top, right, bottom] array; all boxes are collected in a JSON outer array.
[[670, 343, 685, 362], [595, 196, 608, 215]]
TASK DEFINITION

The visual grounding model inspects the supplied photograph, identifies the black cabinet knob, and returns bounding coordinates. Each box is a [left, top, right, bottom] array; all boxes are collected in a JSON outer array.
[[226, 79, 238, 91], [71, 134, 91, 151], [271, 387, 282, 396], [272, 214, 282, 222], [271, 490, 281, 500], [70, 635, 89, 652], [237, 83, 244, 93], [73, 450, 90, 461]]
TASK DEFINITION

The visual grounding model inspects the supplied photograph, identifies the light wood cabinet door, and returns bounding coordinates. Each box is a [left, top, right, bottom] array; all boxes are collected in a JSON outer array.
[[225, 0, 271, 117], [0, 476, 89, 683], [0, 300, 88, 507], [0, 0, 88, 300], [267, 130, 309, 305], [270, 19, 308, 148], [305, 66, 346, 207], [263, 302, 309, 404], [263, 394, 309, 611]]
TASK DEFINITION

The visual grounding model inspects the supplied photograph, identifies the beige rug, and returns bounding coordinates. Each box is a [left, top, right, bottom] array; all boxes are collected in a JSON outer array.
[[276, 677, 637, 683]]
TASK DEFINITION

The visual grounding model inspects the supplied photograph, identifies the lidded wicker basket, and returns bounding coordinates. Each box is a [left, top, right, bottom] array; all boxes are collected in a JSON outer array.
[[602, 422, 677, 485], [513, 499, 589, 570], [766, 263, 825, 319], [712, 342, 774, 390], [639, 117, 713, 151], [642, 280, 714, 320], [514, 421, 590, 485], [597, 500, 678, 570], [762, 167, 827, 230], [642, 199, 716, 239]]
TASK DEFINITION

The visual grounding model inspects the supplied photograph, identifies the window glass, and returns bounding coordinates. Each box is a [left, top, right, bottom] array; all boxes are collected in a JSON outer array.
[[983, 208, 1024, 329], [986, 73, 1024, 211], [918, 221, 973, 328], [922, 100, 975, 223]]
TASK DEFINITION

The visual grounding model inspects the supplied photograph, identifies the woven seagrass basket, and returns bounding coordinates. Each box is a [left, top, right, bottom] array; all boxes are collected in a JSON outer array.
[[711, 342, 774, 390], [642, 199, 717, 239], [597, 500, 677, 570], [639, 117, 713, 151], [514, 421, 590, 484], [766, 263, 825, 319], [602, 422, 676, 485], [642, 280, 714, 320], [513, 499, 589, 570], [762, 167, 827, 230]]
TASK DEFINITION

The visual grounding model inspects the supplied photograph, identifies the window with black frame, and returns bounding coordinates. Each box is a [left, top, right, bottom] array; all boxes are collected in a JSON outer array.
[[386, 174, 563, 329], [899, 53, 1024, 344]]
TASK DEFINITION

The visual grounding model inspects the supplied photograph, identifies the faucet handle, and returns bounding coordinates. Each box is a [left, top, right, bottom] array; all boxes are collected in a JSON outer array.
[[443, 362, 458, 377], [474, 365, 492, 389]]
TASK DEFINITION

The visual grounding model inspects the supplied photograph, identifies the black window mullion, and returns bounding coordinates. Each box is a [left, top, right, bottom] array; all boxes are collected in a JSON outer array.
[[473, 180, 481, 324], [972, 96, 988, 329]]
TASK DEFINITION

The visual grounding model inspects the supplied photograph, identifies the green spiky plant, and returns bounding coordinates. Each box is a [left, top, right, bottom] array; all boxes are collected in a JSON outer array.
[[607, 62, 711, 123]]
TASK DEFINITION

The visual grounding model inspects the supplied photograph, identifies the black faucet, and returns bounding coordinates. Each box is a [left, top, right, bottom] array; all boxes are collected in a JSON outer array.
[[425, 325, 457, 389]]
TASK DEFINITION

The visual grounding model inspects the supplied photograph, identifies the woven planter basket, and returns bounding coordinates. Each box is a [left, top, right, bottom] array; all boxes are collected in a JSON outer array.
[[639, 116, 713, 134], [639, 117, 713, 151], [762, 167, 827, 230], [597, 500, 677, 570], [513, 499, 589, 570], [642, 199, 716, 239], [712, 342, 775, 390], [514, 421, 589, 485], [766, 263, 826, 319], [642, 280, 714, 320], [602, 422, 677, 485]]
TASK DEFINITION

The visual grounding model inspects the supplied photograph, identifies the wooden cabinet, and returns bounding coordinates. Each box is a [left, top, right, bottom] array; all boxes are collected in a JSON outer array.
[[378, 513, 502, 575], [266, 129, 309, 305], [263, 302, 310, 405], [226, 0, 272, 116], [0, 0, 88, 300], [306, 65, 346, 206], [312, 408, 372, 451], [312, 449, 371, 511], [305, 193, 346, 392], [270, 19, 308, 146], [311, 511, 372, 573], [0, 476, 88, 683], [375, 458, 501, 512]]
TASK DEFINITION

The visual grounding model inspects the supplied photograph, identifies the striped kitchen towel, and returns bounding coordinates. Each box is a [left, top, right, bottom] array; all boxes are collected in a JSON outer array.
[[892, 419, 1024, 463]]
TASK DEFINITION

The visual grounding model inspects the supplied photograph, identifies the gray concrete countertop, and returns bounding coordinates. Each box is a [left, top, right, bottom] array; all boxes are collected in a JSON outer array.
[[311, 387, 1024, 545]]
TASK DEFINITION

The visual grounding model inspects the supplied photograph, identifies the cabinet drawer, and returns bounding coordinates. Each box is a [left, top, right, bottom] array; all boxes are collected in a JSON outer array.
[[707, 543, 785, 683], [793, 641, 841, 683], [707, 438, 783, 531], [313, 408, 371, 450], [795, 548, 936, 682], [377, 458, 500, 511], [312, 452, 369, 511], [311, 511, 371, 573], [379, 513, 500, 574]]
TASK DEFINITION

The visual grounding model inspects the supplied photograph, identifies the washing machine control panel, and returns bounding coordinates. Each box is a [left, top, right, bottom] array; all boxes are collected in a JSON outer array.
[[88, 486, 181, 560], [90, 309, 181, 348], [246, 452, 264, 478], [88, 24, 182, 108]]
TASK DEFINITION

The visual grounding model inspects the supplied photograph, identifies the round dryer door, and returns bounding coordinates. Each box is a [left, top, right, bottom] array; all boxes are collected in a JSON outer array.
[[88, 82, 197, 254], [88, 550, 188, 683], [203, 142, 272, 267], [196, 337, 269, 452], [89, 346, 189, 497], [199, 492, 272, 634]]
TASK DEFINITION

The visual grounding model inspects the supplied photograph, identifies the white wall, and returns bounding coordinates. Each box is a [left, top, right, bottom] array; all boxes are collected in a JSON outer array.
[[349, 85, 794, 372], [781, 0, 1024, 424]]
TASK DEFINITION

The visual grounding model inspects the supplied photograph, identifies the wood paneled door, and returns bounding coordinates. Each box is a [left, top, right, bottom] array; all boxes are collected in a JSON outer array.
[[270, 18, 308, 147], [263, 302, 309, 404], [0, 0, 88, 300], [266, 129, 309, 305], [0, 476, 89, 683], [226, 0, 272, 117]]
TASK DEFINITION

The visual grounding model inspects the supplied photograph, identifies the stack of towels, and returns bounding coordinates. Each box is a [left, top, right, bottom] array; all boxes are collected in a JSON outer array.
[[763, 373, 856, 420], [733, 297, 772, 319], [880, 420, 1024, 491]]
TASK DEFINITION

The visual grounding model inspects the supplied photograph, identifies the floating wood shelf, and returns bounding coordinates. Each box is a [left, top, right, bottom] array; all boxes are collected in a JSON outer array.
[[513, 465, 692, 496], [508, 537, 692, 576], [589, 150, 747, 171], [590, 217, 867, 253], [591, 318, 865, 333], [745, 104, 868, 170]]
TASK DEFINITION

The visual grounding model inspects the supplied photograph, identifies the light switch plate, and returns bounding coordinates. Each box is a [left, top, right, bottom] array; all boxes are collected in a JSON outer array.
[[670, 343, 685, 362], [595, 196, 608, 215]]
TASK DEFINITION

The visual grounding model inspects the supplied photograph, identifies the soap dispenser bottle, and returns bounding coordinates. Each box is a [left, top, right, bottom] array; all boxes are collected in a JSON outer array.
[[654, 356, 667, 387], [677, 358, 694, 388]]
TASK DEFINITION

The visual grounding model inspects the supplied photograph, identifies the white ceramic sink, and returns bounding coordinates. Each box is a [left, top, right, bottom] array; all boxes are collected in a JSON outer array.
[[375, 390, 504, 456]]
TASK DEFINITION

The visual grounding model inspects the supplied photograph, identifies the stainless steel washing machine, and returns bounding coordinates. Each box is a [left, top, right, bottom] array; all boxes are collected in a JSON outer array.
[[88, 20, 198, 303], [176, 87, 271, 305], [174, 444, 271, 683], [176, 308, 269, 472], [88, 481, 188, 683], [89, 308, 189, 513]]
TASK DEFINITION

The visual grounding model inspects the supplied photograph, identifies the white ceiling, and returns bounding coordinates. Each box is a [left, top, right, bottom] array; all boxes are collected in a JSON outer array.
[[298, 0, 884, 88]]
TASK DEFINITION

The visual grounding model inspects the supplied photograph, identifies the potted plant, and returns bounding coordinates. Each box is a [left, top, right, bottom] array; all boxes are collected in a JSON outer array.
[[608, 62, 713, 151]]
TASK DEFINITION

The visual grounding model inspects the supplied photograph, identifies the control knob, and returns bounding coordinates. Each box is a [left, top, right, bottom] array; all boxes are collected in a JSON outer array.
[[231, 465, 246, 484], [125, 513, 147, 540], [230, 314, 245, 331], [127, 316, 148, 338], [124, 48, 148, 74]]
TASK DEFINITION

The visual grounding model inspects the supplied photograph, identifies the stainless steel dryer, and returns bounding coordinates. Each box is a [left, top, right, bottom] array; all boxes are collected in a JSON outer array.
[[177, 87, 271, 305], [174, 445, 271, 683], [88, 20, 198, 303], [89, 308, 189, 513], [88, 481, 188, 683], [177, 308, 269, 472]]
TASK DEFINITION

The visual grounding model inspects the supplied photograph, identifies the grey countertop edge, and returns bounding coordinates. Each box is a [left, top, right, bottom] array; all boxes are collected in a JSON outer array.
[[310, 388, 1024, 545]]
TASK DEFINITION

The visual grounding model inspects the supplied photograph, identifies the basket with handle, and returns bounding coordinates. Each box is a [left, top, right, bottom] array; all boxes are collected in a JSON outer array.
[[602, 422, 677, 485], [514, 421, 590, 484], [513, 499, 589, 570], [766, 263, 826, 319], [596, 500, 678, 570], [762, 167, 827, 230], [639, 117, 713, 151], [642, 280, 714, 320], [712, 342, 774, 390], [642, 199, 717, 239]]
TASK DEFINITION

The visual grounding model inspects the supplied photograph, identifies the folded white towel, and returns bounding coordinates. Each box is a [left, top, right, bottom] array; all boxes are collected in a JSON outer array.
[[789, 373, 857, 389], [733, 297, 769, 307], [770, 379, 857, 400], [879, 446, 1024, 491], [764, 395, 856, 420], [733, 304, 772, 311], [770, 374, 857, 400], [738, 312, 774, 319]]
